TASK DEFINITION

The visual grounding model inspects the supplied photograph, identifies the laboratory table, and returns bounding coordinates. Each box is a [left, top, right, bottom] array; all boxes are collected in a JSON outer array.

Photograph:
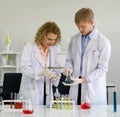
[[0, 105, 119, 117]]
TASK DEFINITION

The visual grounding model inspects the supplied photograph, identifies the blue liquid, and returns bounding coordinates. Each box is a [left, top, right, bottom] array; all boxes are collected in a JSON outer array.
[[113, 91, 117, 112]]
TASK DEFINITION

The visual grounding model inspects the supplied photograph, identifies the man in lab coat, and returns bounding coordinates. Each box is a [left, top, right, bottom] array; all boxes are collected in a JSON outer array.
[[63, 8, 111, 105]]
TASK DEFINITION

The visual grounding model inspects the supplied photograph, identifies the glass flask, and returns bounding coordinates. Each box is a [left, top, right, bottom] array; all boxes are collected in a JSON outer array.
[[81, 94, 91, 109]]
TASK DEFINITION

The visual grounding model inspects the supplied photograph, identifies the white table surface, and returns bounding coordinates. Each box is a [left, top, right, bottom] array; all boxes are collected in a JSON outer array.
[[0, 105, 119, 117]]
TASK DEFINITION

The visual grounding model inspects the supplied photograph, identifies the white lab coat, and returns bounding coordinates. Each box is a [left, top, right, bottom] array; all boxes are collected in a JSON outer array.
[[20, 42, 60, 105], [65, 28, 111, 105]]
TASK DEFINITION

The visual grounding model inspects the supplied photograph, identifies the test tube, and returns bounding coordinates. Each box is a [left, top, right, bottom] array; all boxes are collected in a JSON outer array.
[[14, 92, 17, 108], [54, 88, 60, 109], [113, 87, 117, 112], [70, 98, 73, 110], [60, 95, 65, 109], [65, 94, 70, 110], [10, 92, 13, 109]]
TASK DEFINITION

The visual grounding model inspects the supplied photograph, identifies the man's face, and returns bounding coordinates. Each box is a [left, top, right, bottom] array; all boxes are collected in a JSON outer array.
[[77, 20, 94, 36]]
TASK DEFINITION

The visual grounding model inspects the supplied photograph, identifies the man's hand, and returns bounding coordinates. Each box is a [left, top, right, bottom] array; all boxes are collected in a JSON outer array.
[[63, 68, 72, 76], [82, 77, 87, 83]]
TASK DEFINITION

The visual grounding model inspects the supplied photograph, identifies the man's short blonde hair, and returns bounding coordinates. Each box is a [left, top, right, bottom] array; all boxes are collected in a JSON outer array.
[[75, 8, 94, 25]]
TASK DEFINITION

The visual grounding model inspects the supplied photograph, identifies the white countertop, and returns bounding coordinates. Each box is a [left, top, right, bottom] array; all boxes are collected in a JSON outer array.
[[0, 105, 119, 117]]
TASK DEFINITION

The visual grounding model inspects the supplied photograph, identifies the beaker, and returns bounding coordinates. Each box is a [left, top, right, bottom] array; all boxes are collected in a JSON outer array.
[[23, 99, 34, 114]]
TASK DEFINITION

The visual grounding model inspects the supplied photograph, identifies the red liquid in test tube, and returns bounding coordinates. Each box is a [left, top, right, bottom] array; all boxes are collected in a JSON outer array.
[[15, 102, 23, 109], [14, 93, 23, 109], [10, 92, 13, 109]]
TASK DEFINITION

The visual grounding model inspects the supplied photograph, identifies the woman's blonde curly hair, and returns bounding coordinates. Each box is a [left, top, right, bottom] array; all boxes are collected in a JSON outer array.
[[35, 21, 61, 45]]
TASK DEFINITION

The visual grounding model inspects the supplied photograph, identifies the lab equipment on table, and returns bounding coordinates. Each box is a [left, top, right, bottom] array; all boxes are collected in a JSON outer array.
[[81, 102, 91, 109], [50, 94, 76, 117], [2, 99, 24, 112], [62, 78, 82, 86], [9, 92, 23, 109], [62, 70, 83, 86], [23, 99, 34, 114], [54, 88, 60, 109], [52, 92, 75, 110], [0, 97, 2, 111], [47, 66, 64, 69], [60, 95, 65, 109], [81, 95, 91, 109], [65, 70, 73, 84], [50, 100, 75, 111], [1, 93, 33, 114], [14, 93, 23, 109], [64, 94, 71, 110], [113, 87, 117, 112], [10, 92, 13, 109]]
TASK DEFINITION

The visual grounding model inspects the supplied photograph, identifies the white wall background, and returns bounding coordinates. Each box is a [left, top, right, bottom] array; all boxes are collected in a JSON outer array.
[[0, 0, 120, 104]]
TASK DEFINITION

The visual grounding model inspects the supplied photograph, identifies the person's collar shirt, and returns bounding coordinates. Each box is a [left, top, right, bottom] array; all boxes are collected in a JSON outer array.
[[38, 44, 49, 68], [80, 28, 95, 76]]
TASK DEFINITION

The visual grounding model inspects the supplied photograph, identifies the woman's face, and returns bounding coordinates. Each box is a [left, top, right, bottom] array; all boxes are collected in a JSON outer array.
[[41, 33, 57, 48]]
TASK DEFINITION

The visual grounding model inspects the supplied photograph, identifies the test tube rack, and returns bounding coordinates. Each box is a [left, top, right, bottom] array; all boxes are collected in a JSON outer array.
[[1, 100, 26, 112], [50, 100, 75, 111], [50, 100, 76, 117]]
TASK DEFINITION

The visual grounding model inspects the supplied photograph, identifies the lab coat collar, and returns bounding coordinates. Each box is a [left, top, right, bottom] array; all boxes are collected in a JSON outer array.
[[85, 28, 99, 53], [72, 33, 81, 55], [32, 42, 43, 66]]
